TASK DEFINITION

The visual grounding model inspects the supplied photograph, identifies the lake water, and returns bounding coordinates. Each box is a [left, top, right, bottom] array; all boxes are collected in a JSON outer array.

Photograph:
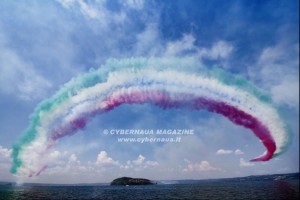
[[0, 175, 299, 200]]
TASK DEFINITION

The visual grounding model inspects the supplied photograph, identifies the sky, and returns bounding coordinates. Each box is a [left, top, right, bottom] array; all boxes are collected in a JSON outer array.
[[0, 0, 299, 184]]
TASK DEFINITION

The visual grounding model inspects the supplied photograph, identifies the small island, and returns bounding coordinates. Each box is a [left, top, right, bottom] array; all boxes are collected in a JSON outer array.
[[110, 177, 154, 186]]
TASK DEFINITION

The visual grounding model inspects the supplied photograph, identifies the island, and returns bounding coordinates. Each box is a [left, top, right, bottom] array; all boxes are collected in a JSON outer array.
[[110, 177, 154, 186]]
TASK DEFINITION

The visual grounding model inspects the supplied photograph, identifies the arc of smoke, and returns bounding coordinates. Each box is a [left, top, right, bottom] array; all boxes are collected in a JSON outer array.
[[11, 58, 289, 178]]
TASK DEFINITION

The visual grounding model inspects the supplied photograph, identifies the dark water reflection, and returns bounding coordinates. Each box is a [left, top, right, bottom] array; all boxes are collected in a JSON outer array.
[[0, 180, 298, 200]]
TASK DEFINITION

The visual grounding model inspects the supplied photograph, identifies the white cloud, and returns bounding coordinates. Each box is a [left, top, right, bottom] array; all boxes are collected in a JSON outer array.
[[216, 149, 233, 155], [120, 160, 133, 170], [239, 158, 254, 167], [183, 160, 218, 172], [133, 154, 145, 165], [59, 0, 76, 8], [163, 35, 233, 68], [0, 146, 13, 182], [271, 76, 299, 108], [56, 1, 234, 69], [48, 150, 61, 161], [122, 0, 144, 10], [95, 151, 119, 166], [145, 160, 159, 167], [249, 42, 299, 109], [234, 149, 244, 155], [77, 0, 111, 23], [39, 151, 157, 183], [134, 23, 163, 56], [120, 154, 159, 170], [165, 34, 197, 56], [69, 154, 78, 162], [198, 40, 234, 60], [0, 145, 11, 161], [0, 34, 52, 100], [216, 149, 244, 155], [58, 0, 126, 27]]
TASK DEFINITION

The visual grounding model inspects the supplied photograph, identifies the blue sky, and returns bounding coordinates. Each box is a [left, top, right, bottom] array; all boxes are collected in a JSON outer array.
[[0, 0, 299, 184]]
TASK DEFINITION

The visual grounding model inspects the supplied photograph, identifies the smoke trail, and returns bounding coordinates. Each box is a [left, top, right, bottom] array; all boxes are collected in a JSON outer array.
[[11, 57, 289, 178]]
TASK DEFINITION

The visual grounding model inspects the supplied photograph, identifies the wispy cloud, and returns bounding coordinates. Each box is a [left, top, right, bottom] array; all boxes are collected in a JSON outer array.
[[122, 0, 145, 10], [216, 149, 233, 155], [0, 145, 11, 161], [0, 34, 52, 100], [0, 146, 13, 181], [239, 158, 254, 167], [183, 160, 219, 172], [165, 34, 197, 56], [34, 150, 160, 183], [198, 40, 234, 60], [121, 154, 159, 171], [248, 42, 299, 109], [216, 149, 244, 155]]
